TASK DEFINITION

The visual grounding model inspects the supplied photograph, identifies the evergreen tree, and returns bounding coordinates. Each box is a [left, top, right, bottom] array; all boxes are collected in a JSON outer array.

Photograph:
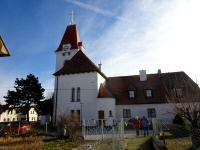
[[4, 74, 45, 122]]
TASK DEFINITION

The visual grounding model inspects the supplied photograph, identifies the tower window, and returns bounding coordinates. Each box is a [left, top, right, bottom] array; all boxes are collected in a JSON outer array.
[[62, 53, 66, 56], [109, 110, 113, 117], [71, 88, 75, 102], [77, 87, 80, 102]]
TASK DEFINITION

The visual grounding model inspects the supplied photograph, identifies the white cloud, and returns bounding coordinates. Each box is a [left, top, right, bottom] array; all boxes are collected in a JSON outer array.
[[64, 0, 129, 22], [85, 0, 200, 83]]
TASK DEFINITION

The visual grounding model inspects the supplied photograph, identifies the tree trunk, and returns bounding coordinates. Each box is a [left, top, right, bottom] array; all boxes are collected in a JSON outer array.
[[191, 128, 200, 150], [27, 112, 29, 122]]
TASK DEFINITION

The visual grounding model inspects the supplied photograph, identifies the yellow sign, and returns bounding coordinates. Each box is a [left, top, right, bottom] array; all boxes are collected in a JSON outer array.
[[0, 36, 10, 57]]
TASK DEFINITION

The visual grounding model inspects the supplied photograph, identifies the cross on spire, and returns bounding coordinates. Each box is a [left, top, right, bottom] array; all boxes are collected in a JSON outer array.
[[69, 10, 75, 25]]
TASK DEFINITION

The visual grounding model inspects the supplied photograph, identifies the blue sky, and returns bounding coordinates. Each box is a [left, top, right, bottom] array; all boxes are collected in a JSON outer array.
[[1, 0, 200, 102]]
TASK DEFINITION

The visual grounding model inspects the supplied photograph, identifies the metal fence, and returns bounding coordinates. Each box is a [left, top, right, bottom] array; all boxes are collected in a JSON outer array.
[[81, 119, 125, 150]]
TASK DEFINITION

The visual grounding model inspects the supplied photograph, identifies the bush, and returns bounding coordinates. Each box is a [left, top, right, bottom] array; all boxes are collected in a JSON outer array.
[[173, 114, 185, 126], [168, 124, 190, 138]]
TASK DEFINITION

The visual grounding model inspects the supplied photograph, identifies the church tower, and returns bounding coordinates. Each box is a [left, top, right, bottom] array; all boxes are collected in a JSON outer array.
[[53, 15, 116, 126], [55, 20, 84, 72]]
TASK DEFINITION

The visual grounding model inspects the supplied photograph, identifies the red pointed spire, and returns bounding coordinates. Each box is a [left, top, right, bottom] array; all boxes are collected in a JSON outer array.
[[56, 24, 83, 52]]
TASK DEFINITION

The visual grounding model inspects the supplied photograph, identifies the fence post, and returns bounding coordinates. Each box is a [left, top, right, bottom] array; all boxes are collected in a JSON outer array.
[[45, 122, 48, 133], [82, 120, 85, 139], [101, 119, 104, 140], [121, 118, 124, 139], [18, 122, 21, 135]]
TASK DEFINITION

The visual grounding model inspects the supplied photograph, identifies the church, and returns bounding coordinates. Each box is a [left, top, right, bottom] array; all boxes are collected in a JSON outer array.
[[53, 17, 199, 126]]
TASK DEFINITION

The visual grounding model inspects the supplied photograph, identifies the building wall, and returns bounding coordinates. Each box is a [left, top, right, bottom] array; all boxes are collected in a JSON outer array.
[[0, 110, 18, 122], [28, 107, 38, 122], [0, 107, 38, 122], [97, 98, 116, 126], [116, 103, 175, 122], [54, 72, 99, 123]]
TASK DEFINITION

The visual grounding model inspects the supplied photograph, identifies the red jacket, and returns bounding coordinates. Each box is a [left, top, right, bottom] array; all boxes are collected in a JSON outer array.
[[134, 119, 141, 129]]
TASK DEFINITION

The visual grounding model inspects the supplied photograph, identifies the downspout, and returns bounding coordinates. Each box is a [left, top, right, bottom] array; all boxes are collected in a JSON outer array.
[[54, 76, 59, 126]]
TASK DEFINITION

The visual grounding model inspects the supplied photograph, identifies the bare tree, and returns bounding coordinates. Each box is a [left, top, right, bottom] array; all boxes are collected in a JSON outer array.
[[161, 72, 200, 149], [57, 111, 82, 143]]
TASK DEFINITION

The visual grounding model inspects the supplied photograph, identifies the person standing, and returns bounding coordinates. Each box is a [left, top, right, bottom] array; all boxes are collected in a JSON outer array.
[[141, 116, 149, 136], [134, 116, 141, 136]]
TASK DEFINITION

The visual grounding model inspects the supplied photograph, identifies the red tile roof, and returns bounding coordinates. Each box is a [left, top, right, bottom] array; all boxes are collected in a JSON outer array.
[[98, 84, 113, 98], [105, 72, 200, 105], [54, 50, 106, 78], [56, 24, 82, 52]]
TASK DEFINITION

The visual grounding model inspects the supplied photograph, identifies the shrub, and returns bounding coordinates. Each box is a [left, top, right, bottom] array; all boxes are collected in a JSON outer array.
[[173, 114, 185, 126]]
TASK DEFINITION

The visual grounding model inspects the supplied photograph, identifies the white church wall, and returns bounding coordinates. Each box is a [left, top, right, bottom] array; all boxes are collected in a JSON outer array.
[[97, 98, 116, 126], [97, 73, 106, 90], [54, 72, 100, 123], [116, 103, 174, 123]]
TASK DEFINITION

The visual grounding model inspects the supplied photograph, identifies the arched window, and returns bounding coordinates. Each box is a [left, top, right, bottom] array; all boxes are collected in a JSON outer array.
[[71, 88, 75, 102], [77, 87, 80, 102]]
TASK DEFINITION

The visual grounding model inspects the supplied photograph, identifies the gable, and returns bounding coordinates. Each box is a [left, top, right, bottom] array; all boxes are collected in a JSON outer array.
[[0, 36, 10, 57], [54, 50, 106, 78]]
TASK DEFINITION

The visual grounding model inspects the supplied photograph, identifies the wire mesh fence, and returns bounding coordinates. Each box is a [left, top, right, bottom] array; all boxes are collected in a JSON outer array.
[[81, 119, 125, 150]]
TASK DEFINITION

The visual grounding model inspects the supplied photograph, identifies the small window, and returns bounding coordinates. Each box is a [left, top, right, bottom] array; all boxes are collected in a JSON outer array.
[[3, 118, 6, 122], [13, 118, 15, 121], [123, 109, 131, 118], [62, 53, 66, 56], [77, 87, 80, 102], [175, 88, 183, 97], [109, 110, 113, 117], [10, 110, 13, 114], [7, 118, 10, 122], [7, 111, 9, 115], [71, 88, 75, 102], [145, 89, 152, 97], [147, 108, 156, 118], [33, 111, 34, 114], [129, 90, 135, 98]]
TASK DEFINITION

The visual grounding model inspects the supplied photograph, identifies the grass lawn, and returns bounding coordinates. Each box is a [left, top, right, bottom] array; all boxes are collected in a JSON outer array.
[[125, 136, 155, 150], [86, 136, 154, 150], [0, 135, 88, 150], [166, 137, 192, 150]]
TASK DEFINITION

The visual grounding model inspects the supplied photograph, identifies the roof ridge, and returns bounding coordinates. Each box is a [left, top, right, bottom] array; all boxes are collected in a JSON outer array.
[[108, 71, 185, 79]]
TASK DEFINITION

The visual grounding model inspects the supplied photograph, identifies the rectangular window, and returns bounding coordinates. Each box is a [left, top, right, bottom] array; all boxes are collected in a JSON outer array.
[[145, 89, 152, 97], [147, 108, 156, 118], [129, 90, 135, 98], [123, 109, 131, 118], [71, 88, 75, 102], [109, 110, 113, 117], [71, 110, 75, 116], [13, 118, 15, 121], [77, 87, 80, 102], [175, 88, 183, 97]]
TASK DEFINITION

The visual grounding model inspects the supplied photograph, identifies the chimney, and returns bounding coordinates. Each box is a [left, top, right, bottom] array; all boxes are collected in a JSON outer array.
[[158, 69, 162, 77], [139, 70, 147, 81], [98, 62, 102, 71]]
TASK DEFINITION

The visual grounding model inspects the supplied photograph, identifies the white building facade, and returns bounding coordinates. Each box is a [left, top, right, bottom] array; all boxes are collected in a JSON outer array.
[[53, 20, 199, 126]]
